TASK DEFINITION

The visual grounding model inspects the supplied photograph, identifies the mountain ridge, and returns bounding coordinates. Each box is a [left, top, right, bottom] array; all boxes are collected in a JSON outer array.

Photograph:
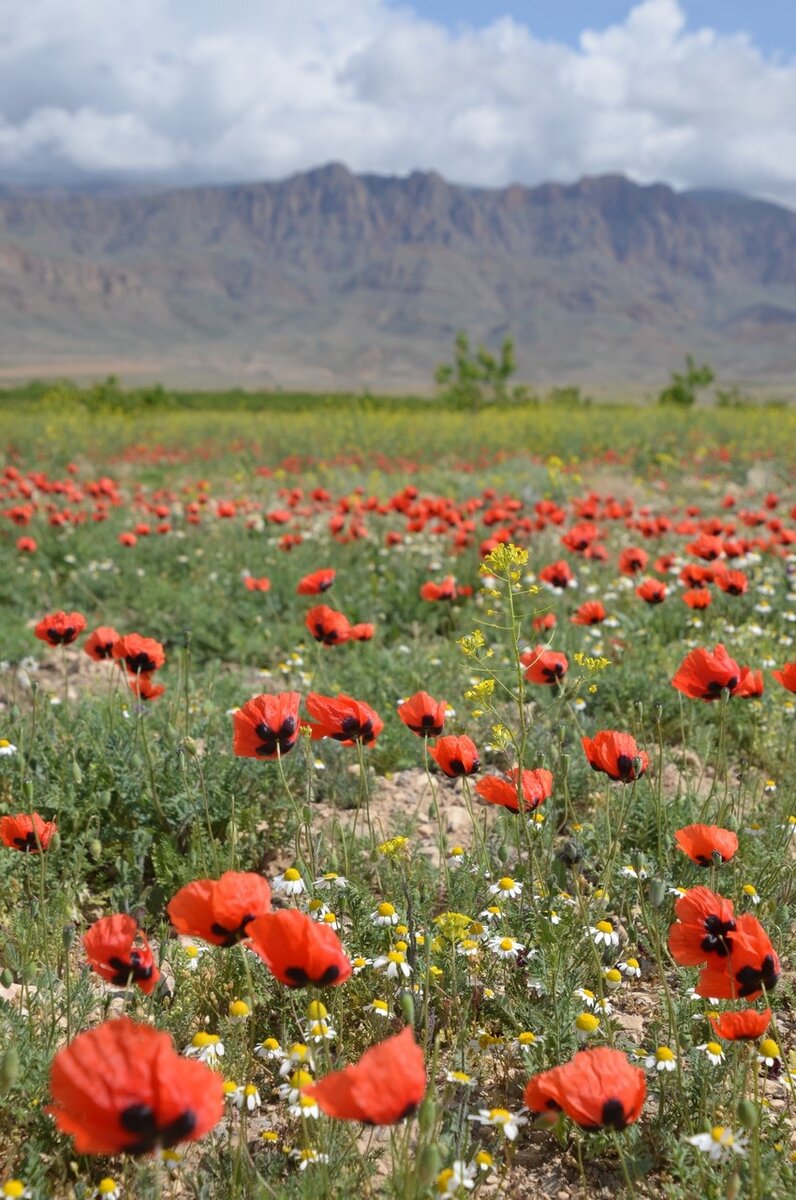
[[1, 163, 795, 393]]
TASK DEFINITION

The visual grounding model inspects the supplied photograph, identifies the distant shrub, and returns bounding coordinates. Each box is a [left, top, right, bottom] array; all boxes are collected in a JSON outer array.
[[435, 332, 535, 410], [658, 355, 714, 406]]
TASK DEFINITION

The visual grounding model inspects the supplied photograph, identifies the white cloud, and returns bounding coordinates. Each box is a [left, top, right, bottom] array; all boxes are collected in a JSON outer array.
[[0, 0, 794, 206]]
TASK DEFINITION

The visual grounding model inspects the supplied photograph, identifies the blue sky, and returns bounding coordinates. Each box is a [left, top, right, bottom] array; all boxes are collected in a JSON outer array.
[[399, 1, 796, 56], [1, 0, 795, 206]]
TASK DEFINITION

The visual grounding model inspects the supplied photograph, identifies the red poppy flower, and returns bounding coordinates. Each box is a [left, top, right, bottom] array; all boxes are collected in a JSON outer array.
[[16, 536, 37, 553], [687, 533, 724, 561], [297, 568, 336, 595], [244, 576, 271, 592], [671, 644, 748, 701], [735, 670, 764, 699], [668, 886, 736, 966], [128, 674, 165, 702], [429, 735, 480, 777], [539, 561, 574, 590], [697, 914, 780, 1000], [349, 623, 375, 641], [475, 767, 552, 812], [48, 1017, 223, 1154], [305, 693, 384, 745], [618, 547, 648, 576], [0, 811, 57, 852], [420, 576, 457, 602], [246, 908, 352, 988], [582, 731, 648, 782], [709, 1007, 772, 1041], [679, 563, 714, 589], [571, 601, 606, 625], [112, 634, 166, 675], [533, 612, 557, 631], [233, 692, 302, 759], [397, 692, 447, 737], [714, 569, 748, 596], [303, 1026, 425, 1124], [84, 626, 121, 661], [683, 588, 712, 609], [305, 605, 351, 646], [522, 646, 568, 685], [167, 871, 272, 946], [636, 578, 667, 604], [674, 824, 738, 866], [118, 532, 137, 547], [773, 662, 796, 693], [34, 611, 86, 647], [524, 1047, 645, 1131], [83, 914, 160, 995]]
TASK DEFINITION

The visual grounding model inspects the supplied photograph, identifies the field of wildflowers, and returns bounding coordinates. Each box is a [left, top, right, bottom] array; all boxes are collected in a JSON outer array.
[[0, 397, 795, 1199]]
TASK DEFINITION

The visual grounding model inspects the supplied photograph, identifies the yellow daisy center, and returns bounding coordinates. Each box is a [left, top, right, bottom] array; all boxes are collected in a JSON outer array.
[[283, 868, 301, 882], [377, 902, 396, 917]]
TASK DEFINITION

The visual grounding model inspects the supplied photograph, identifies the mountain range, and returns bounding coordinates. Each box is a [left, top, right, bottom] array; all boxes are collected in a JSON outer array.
[[1, 163, 795, 394]]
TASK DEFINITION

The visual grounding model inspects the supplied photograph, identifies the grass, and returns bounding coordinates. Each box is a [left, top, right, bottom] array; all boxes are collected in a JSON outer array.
[[0, 395, 794, 1199]]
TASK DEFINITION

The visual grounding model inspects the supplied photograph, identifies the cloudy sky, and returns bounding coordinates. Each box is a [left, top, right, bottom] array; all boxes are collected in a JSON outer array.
[[1, 0, 795, 206]]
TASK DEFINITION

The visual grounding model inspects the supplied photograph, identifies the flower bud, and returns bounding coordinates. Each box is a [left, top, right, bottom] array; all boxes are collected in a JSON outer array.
[[418, 1093, 437, 1138], [88, 839, 103, 861], [398, 991, 415, 1027], [0, 968, 14, 988], [648, 879, 667, 909], [0, 1046, 19, 1091], [736, 1098, 759, 1130], [62, 924, 76, 952], [415, 1143, 441, 1188], [71, 759, 82, 784], [22, 779, 34, 802]]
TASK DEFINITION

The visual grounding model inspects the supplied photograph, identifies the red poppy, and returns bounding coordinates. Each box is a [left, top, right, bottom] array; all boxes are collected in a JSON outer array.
[[303, 1026, 425, 1124], [233, 692, 301, 759], [636, 578, 667, 604], [539, 561, 574, 590], [709, 1007, 772, 1041], [522, 646, 568, 685], [679, 563, 714, 589], [349, 622, 375, 641], [397, 692, 447, 738], [429, 735, 480, 778], [773, 662, 796, 693], [687, 533, 724, 561], [668, 886, 736, 966], [671, 644, 749, 701], [167, 871, 272, 946], [83, 914, 160, 995], [128, 674, 165, 702], [524, 1047, 645, 1131], [48, 1017, 223, 1154], [244, 576, 271, 592], [735, 670, 764, 699], [112, 634, 166, 675], [582, 731, 648, 782], [618, 547, 648, 576], [118, 532, 137, 547], [34, 611, 86, 647], [297, 568, 336, 595], [571, 601, 606, 626], [475, 767, 552, 812], [683, 588, 712, 609], [0, 811, 57, 852], [674, 824, 738, 866], [420, 576, 457, 602], [84, 626, 121, 661], [533, 612, 557, 631], [246, 909, 352, 988], [305, 605, 351, 646], [16, 536, 37, 553], [305, 693, 384, 745], [714, 569, 748, 596], [697, 914, 780, 1000]]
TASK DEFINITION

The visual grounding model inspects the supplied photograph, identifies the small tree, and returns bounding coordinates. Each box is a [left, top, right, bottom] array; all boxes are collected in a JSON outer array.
[[658, 355, 714, 406], [435, 332, 521, 410]]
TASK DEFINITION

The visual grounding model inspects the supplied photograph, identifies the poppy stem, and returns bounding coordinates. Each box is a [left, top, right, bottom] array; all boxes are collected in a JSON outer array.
[[610, 1130, 637, 1198]]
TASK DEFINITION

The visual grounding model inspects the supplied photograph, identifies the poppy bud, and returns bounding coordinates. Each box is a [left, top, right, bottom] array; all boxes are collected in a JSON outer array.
[[62, 924, 76, 952], [22, 963, 37, 984], [0, 1045, 19, 1091], [88, 839, 103, 861], [22, 779, 34, 802], [418, 1093, 437, 1137], [0, 968, 13, 987], [725, 1174, 741, 1200], [635, 700, 643, 718], [648, 879, 667, 909], [736, 1098, 759, 1130], [497, 842, 509, 863], [399, 991, 416, 1027], [183, 737, 199, 757], [415, 1143, 441, 1187], [71, 759, 82, 784], [49, 831, 61, 853]]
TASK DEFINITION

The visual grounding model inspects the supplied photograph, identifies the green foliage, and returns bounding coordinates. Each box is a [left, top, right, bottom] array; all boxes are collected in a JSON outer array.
[[658, 354, 715, 406], [434, 332, 533, 410]]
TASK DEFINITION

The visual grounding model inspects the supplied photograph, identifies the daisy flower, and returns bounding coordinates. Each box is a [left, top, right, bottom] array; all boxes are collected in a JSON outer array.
[[617, 957, 642, 979], [645, 1046, 677, 1072], [468, 1107, 527, 1140], [436, 1162, 476, 1194], [255, 1037, 284, 1061], [272, 867, 306, 896], [488, 877, 523, 899], [686, 1126, 747, 1161], [696, 1041, 725, 1066], [488, 935, 525, 960], [184, 1032, 225, 1064], [590, 920, 619, 947], [373, 950, 412, 979], [371, 901, 400, 926], [758, 1038, 781, 1067]]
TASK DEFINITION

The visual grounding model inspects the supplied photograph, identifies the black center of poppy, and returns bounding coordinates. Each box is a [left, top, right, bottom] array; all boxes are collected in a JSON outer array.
[[210, 913, 255, 946], [126, 652, 157, 673], [108, 953, 154, 986], [736, 955, 779, 998], [600, 1098, 628, 1131], [13, 832, 40, 851], [48, 626, 75, 644], [254, 718, 297, 757], [284, 963, 340, 988], [334, 716, 374, 743], [121, 1103, 196, 1154], [542, 665, 565, 681], [700, 914, 736, 956], [616, 754, 634, 779], [418, 714, 443, 735]]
